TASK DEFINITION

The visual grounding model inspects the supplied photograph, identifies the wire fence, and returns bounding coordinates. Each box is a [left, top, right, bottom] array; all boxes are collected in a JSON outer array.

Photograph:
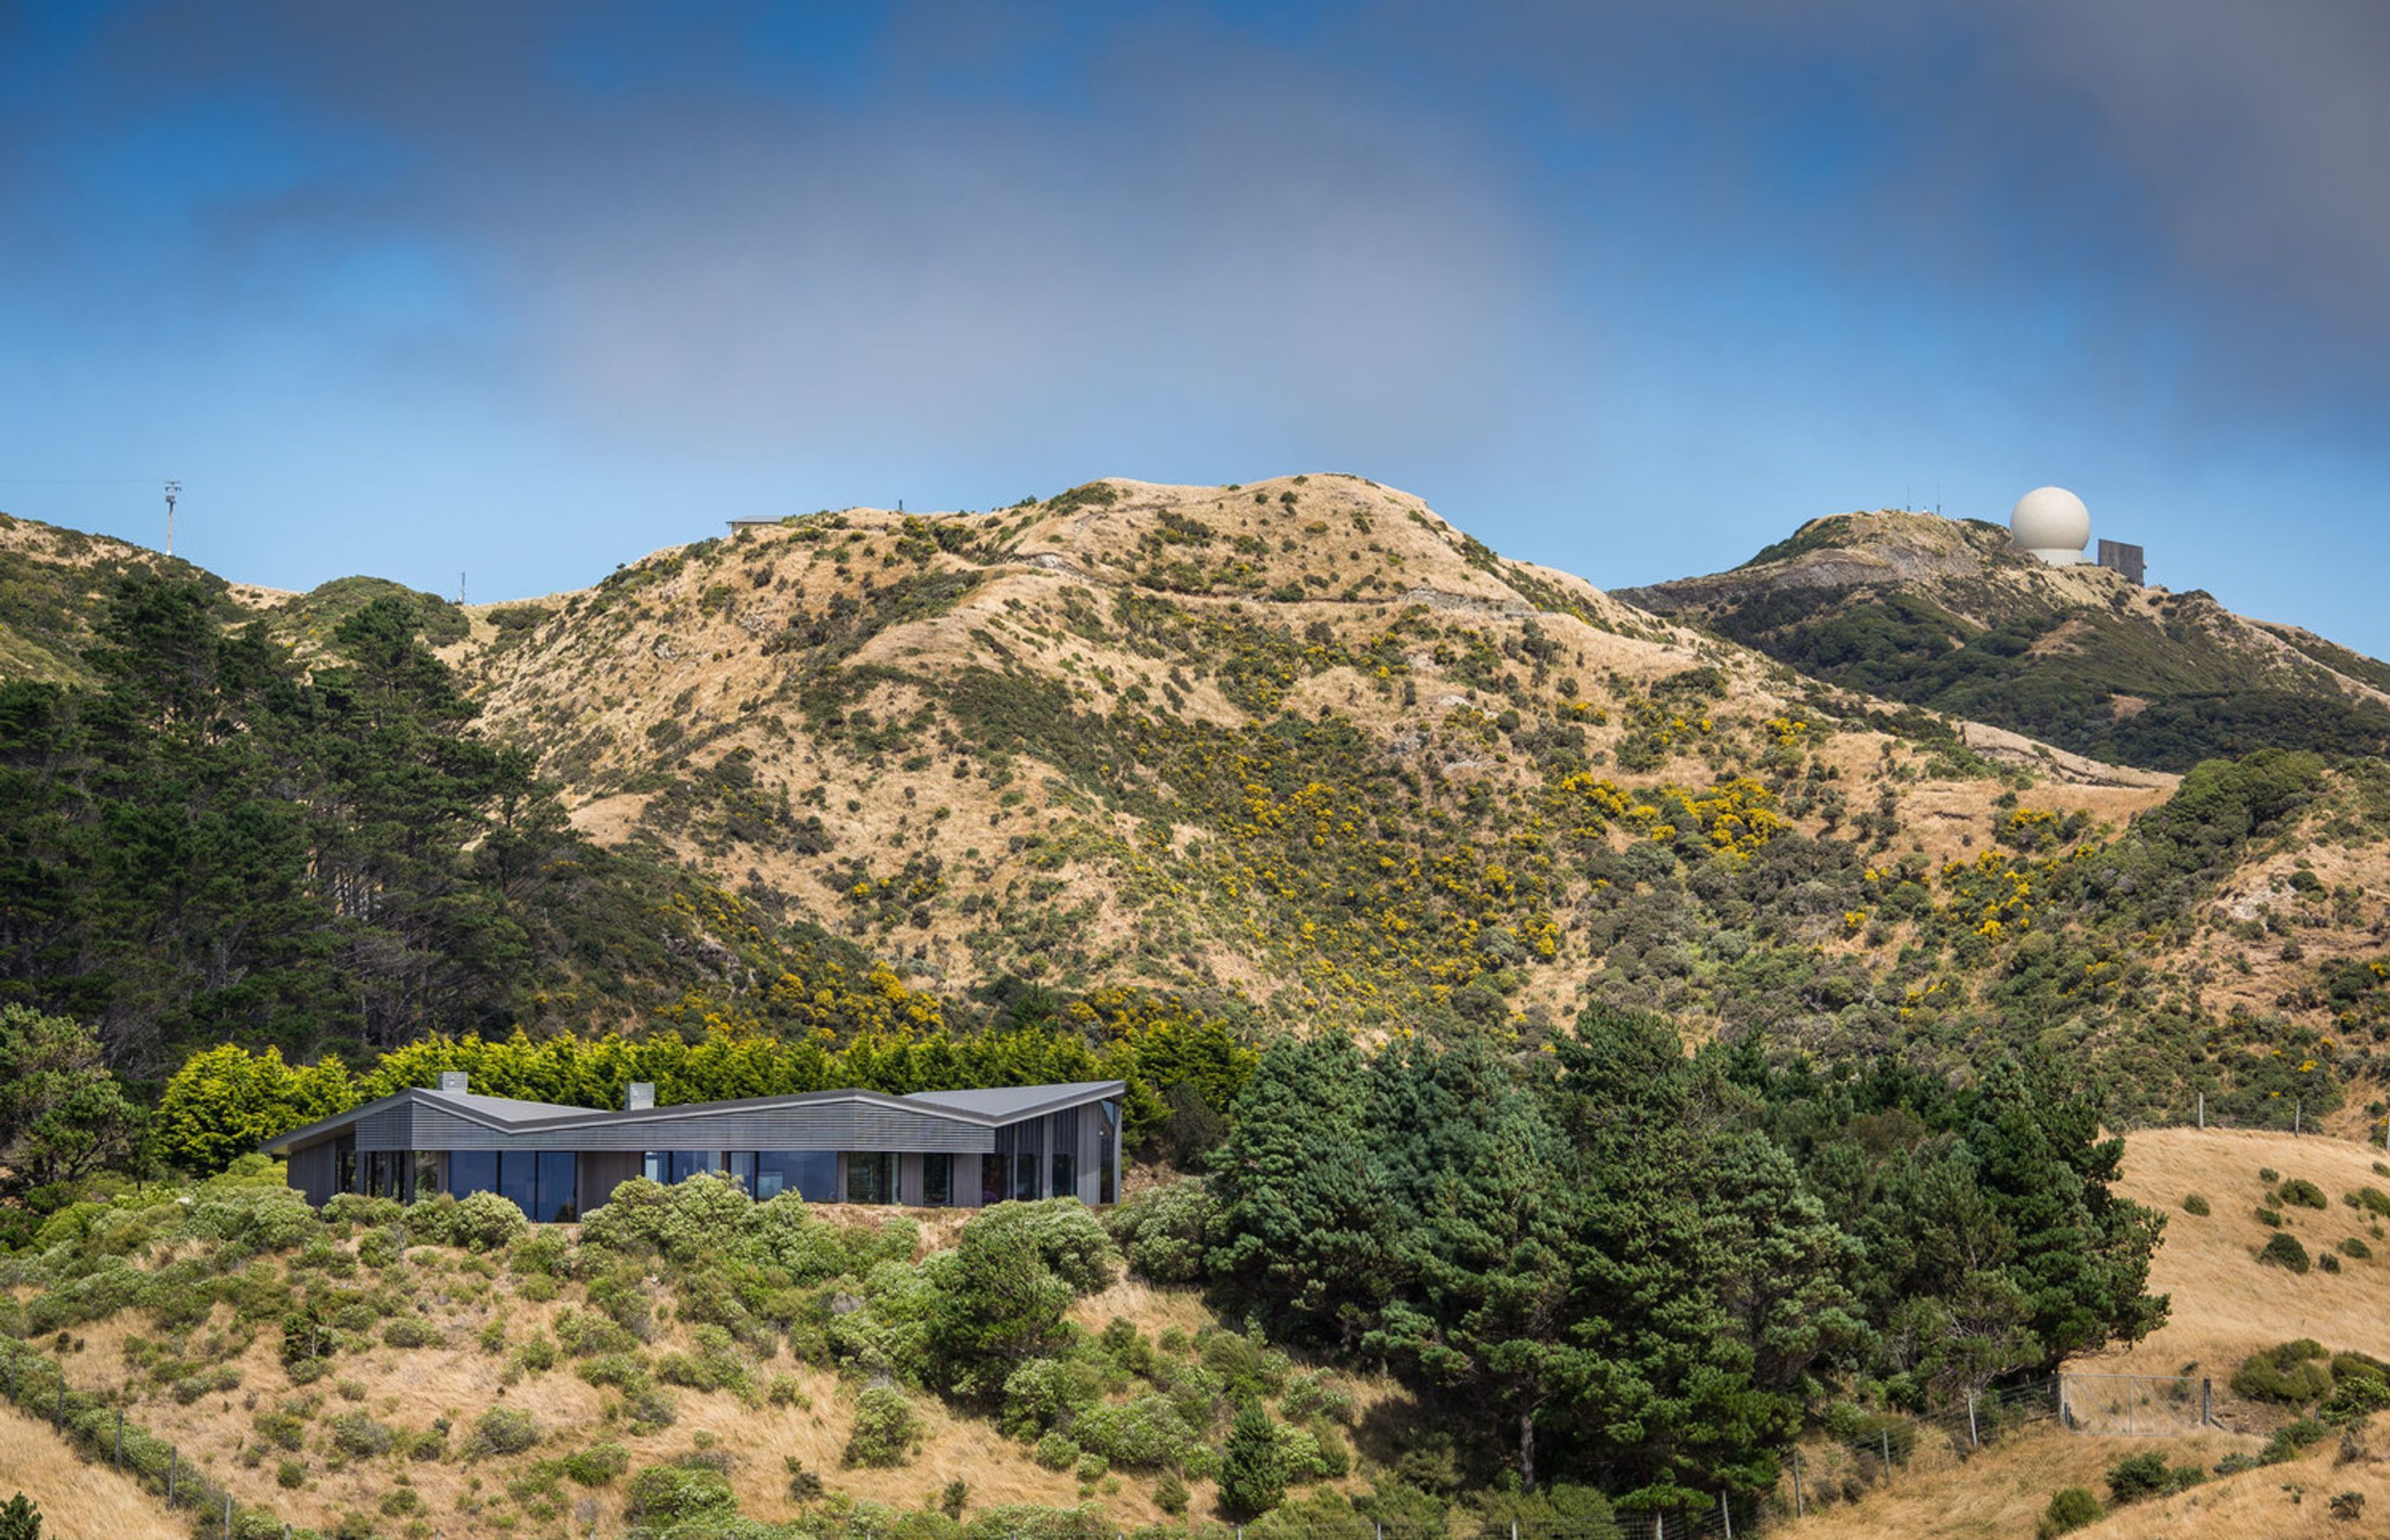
[[0, 1334, 297, 1539]]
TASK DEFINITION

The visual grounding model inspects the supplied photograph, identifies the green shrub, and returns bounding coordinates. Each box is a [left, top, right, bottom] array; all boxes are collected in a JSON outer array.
[[845, 1387, 919, 1469], [2181, 1193, 2211, 1216], [2261, 1416, 2329, 1464], [563, 1440, 629, 1485], [1279, 1372, 1355, 1425], [627, 1460, 736, 1527], [2233, 1340, 2334, 1402], [1155, 1472, 1189, 1515], [2281, 1178, 2329, 1210], [2323, 1356, 2390, 1425], [2260, 1232, 2312, 1273], [442, 1192, 529, 1252], [656, 1324, 747, 1392], [1035, 1432, 1080, 1472], [2358, 1187, 2390, 1216], [2105, 1450, 2180, 1503], [1001, 1357, 1105, 1438], [2256, 1206, 2284, 1228], [378, 1488, 419, 1517], [960, 1506, 1111, 1540], [381, 1317, 441, 1348], [2323, 1253, 2344, 1273], [2344, 1236, 2373, 1260], [976, 1201, 1119, 1295], [1105, 1181, 1214, 1284], [2261, 1167, 2281, 1184], [1075, 1451, 1108, 1484], [2037, 1487, 2102, 1538], [766, 1373, 808, 1408], [276, 1458, 305, 1489], [1072, 1396, 1200, 1470], [470, 1407, 538, 1457], [329, 1411, 394, 1458], [513, 1335, 557, 1373]]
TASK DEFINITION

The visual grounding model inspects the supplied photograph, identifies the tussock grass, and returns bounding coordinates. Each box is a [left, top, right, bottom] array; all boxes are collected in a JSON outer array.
[[0, 1403, 187, 1539]]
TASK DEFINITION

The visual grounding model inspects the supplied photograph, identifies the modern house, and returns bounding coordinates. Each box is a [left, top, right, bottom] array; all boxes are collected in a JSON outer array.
[[259, 1075, 1124, 1221]]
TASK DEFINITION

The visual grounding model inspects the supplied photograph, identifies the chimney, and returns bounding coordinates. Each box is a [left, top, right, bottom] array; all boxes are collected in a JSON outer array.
[[626, 1082, 655, 1110], [437, 1071, 469, 1094]]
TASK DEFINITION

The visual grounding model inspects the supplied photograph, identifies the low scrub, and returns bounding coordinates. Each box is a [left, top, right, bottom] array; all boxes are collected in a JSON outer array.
[[2232, 1339, 2333, 1403]]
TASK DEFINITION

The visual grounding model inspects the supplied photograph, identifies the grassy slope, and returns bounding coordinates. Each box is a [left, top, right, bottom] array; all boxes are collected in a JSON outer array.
[[0, 1403, 187, 1538], [14, 1208, 1378, 1539], [1789, 1125, 2390, 1539]]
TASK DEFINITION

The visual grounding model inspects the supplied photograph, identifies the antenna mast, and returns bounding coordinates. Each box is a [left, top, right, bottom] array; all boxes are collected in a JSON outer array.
[[163, 480, 181, 557]]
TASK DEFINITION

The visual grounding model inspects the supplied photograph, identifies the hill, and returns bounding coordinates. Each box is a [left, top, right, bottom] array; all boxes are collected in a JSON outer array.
[[1614, 510, 2390, 772], [6, 480, 2390, 1128]]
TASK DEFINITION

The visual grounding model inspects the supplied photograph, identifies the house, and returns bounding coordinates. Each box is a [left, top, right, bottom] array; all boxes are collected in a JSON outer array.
[[258, 1075, 1125, 1221]]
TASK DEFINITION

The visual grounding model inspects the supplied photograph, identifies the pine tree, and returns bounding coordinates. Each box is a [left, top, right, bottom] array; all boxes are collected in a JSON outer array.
[[1217, 1401, 1285, 1520]]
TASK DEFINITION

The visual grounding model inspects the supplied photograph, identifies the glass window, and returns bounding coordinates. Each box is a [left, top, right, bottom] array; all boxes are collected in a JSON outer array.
[[924, 1153, 951, 1207], [1051, 1151, 1076, 1201], [1098, 1100, 1117, 1206], [537, 1152, 578, 1222], [981, 1152, 1005, 1206], [1014, 1153, 1040, 1201], [666, 1150, 720, 1184], [725, 1151, 758, 1192], [847, 1153, 894, 1205], [642, 1151, 661, 1183], [448, 1149, 497, 1199], [414, 1152, 441, 1202], [498, 1151, 537, 1216], [755, 1151, 836, 1203], [337, 1143, 356, 1195]]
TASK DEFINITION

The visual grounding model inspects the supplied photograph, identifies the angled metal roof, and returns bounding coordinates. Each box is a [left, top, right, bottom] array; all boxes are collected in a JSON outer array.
[[259, 1078, 1124, 1157]]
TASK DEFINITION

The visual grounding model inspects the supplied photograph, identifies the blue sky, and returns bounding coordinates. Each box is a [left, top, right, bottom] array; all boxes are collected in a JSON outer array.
[[4, 2, 2387, 654]]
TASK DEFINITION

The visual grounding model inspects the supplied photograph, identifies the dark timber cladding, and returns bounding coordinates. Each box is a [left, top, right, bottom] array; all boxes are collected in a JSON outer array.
[[259, 1077, 1126, 1221]]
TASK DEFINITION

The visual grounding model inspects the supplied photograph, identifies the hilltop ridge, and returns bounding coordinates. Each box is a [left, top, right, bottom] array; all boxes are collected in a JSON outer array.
[[1617, 509, 2390, 771]]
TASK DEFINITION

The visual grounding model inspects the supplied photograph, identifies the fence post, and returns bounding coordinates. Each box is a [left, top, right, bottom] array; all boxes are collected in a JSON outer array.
[[1968, 1391, 1978, 1449], [1719, 1493, 1732, 1539], [2197, 1092, 2204, 1128], [2202, 1378, 2212, 1426], [223, 1491, 232, 1539], [1792, 1450, 1804, 1517], [168, 1445, 178, 1507], [1880, 1428, 1892, 1472]]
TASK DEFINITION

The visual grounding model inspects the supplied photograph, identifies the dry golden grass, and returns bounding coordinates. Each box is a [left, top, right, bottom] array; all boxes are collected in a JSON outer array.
[[1781, 1427, 2254, 1540], [1786, 1127, 2390, 1538], [0, 1403, 187, 1539], [2080, 1127, 2390, 1400]]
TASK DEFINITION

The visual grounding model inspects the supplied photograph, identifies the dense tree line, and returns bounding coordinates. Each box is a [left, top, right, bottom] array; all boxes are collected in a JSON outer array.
[[0, 576, 651, 1074], [1119, 1005, 2167, 1510]]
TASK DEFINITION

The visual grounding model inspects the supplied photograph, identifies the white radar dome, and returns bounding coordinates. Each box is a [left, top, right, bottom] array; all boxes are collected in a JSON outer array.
[[2010, 485, 2090, 565]]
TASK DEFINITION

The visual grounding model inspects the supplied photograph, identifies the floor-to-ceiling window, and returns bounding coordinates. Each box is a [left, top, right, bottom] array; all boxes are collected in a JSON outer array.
[[923, 1153, 952, 1207], [1097, 1100, 1117, 1206], [1048, 1108, 1078, 1201], [643, 1150, 723, 1183], [448, 1149, 497, 1200], [846, 1152, 895, 1205], [753, 1151, 837, 1202], [984, 1128, 1011, 1206], [444, 1149, 575, 1221], [535, 1152, 578, 1222]]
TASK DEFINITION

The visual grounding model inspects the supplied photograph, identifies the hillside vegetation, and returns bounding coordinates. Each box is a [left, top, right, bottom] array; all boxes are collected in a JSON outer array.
[[7, 481, 2390, 1129], [1617, 510, 2390, 772]]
